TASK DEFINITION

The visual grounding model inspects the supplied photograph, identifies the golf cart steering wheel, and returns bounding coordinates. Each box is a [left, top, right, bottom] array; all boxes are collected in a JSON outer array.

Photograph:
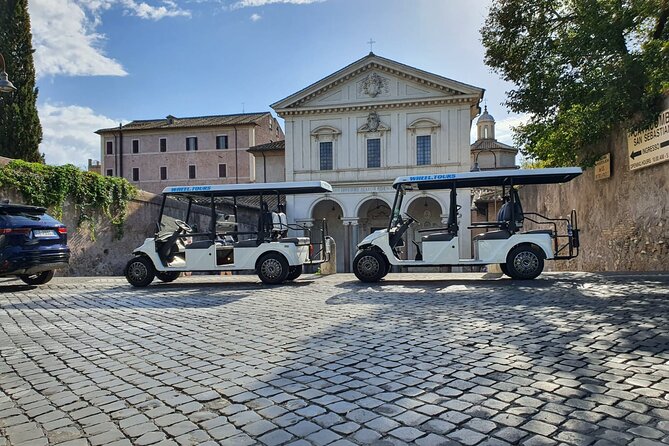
[[174, 220, 192, 233], [390, 212, 417, 249]]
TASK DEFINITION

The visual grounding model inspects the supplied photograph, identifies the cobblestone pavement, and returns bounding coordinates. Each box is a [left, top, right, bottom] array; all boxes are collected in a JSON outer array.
[[1, 272, 668, 446]]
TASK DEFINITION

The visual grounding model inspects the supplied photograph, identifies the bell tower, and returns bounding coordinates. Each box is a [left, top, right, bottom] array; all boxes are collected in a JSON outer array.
[[476, 105, 495, 140]]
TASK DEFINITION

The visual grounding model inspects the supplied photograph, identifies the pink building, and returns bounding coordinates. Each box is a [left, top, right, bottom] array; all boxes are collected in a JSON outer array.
[[96, 112, 284, 194]]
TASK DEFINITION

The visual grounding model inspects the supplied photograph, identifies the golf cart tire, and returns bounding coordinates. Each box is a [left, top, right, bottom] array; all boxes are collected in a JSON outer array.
[[286, 265, 303, 281], [353, 249, 387, 283], [257, 252, 290, 285], [505, 245, 544, 280], [125, 256, 156, 287], [19, 270, 55, 285], [156, 271, 181, 283], [499, 263, 510, 277]]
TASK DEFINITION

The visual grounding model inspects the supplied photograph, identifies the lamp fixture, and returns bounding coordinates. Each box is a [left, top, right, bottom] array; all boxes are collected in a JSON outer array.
[[0, 54, 16, 93]]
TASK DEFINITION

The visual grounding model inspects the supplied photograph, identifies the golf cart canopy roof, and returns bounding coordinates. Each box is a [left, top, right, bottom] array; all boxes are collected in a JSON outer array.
[[161, 181, 333, 197], [392, 167, 583, 190]]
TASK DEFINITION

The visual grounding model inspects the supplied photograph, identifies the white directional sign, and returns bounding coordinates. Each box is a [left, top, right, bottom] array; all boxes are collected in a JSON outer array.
[[627, 107, 669, 171]]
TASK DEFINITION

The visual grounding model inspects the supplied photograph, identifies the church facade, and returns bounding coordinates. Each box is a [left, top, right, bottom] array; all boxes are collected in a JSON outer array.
[[272, 53, 484, 272]]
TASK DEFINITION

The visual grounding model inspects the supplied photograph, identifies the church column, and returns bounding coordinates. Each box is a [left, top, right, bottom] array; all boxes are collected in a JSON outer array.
[[342, 218, 359, 273]]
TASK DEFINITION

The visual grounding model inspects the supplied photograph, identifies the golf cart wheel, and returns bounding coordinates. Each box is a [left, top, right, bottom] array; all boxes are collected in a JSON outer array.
[[505, 245, 544, 280], [286, 265, 303, 281], [499, 263, 510, 277], [125, 256, 156, 287], [156, 271, 181, 283], [257, 253, 289, 285], [19, 270, 55, 285], [353, 250, 386, 283]]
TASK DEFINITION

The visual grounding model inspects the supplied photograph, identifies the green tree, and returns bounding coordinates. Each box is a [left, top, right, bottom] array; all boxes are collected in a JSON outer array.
[[481, 0, 669, 166], [0, 0, 43, 162]]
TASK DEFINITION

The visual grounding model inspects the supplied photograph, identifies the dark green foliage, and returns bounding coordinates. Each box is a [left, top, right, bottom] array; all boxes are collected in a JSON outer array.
[[0, 0, 43, 162], [482, 0, 669, 166], [0, 160, 137, 238]]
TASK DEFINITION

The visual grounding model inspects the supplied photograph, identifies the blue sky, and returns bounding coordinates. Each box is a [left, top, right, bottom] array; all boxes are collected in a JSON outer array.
[[27, 0, 526, 166]]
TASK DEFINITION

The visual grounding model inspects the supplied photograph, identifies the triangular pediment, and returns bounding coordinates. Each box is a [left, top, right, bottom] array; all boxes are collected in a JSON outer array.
[[271, 53, 484, 112]]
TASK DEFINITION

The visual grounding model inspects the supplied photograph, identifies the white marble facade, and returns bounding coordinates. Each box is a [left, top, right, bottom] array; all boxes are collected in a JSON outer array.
[[272, 53, 484, 272]]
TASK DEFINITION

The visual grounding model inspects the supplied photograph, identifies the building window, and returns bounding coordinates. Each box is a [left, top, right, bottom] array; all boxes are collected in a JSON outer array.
[[320, 141, 333, 171], [417, 135, 431, 165], [132, 139, 139, 154], [189, 165, 196, 179], [216, 135, 228, 150], [106, 169, 113, 176], [367, 138, 381, 168], [186, 137, 198, 151], [106, 141, 113, 155], [218, 164, 227, 178], [132, 168, 140, 181], [160, 138, 167, 152], [160, 166, 167, 180]]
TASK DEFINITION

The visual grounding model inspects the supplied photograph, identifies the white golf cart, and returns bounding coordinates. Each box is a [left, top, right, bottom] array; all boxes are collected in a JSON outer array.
[[124, 181, 333, 286], [353, 167, 582, 282]]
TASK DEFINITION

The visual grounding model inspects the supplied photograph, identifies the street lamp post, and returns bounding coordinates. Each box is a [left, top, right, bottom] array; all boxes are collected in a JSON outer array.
[[0, 53, 17, 93]]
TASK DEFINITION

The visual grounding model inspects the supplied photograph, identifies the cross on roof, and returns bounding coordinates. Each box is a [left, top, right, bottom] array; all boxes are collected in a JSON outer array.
[[367, 38, 376, 53]]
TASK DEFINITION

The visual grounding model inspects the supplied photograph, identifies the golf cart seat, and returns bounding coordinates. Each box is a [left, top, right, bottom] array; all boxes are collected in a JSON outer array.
[[235, 239, 260, 248], [473, 230, 512, 241], [524, 229, 553, 236], [422, 233, 456, 242], [187, 240, 214, 249], [280, 237, 310, 246]]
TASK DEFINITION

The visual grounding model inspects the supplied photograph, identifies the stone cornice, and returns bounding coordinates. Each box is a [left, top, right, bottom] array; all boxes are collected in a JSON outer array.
[[276, 95, 480, 118], [286, 63, 464, 109]]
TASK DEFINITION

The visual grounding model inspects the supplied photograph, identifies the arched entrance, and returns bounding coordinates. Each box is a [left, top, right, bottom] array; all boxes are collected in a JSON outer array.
[[406, 196, 444, 261], [357, 198, 391, 239], [312, 199, 345, 273]]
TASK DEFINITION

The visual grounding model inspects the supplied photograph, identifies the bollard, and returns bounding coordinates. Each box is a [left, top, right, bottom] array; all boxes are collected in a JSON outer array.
[[319, 237, 336, 275]]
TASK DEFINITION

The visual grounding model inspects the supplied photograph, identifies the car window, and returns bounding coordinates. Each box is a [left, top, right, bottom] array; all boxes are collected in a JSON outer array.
[[0, 212, 60, 226]]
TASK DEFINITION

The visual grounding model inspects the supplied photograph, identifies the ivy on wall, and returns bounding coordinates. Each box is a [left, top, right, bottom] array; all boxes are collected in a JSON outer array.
[[0, 160, 137, 237]]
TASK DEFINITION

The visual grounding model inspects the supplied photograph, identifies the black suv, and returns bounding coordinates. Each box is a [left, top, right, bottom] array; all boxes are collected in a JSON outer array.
[[0, 203, 70, 285]]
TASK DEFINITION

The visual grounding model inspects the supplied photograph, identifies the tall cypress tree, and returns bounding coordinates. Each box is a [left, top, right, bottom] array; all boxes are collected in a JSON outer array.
[[0, 0, 42, 162]]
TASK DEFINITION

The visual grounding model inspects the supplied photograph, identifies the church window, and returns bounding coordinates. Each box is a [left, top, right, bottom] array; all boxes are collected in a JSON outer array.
[[367, 138, 381, 168], [484, 127, 489, 139], [320, 142, 333, 170], [417, 135, 431, 165]]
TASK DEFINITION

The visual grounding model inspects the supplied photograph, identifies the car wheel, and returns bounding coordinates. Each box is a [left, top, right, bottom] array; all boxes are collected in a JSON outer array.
[[19, 270, 55, 285], [125, 256, 156, 287], [505, 245, 544, 280], [353, 250, 386, 283], [499, 263, 510, 276], [156, 271, 181, 283], [257, 253, 289, 285], [286, 265, 303, 281]]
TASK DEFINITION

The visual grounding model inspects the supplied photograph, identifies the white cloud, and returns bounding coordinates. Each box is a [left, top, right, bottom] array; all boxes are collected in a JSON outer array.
[[494, 113, 530, 146], [250, 12, 262, 21], [232, 0, 323, 8], [29, 0, 190, 78], [121, 0, 191, 20], [38, 103, 123, 167], [30, 0, 127, 77]]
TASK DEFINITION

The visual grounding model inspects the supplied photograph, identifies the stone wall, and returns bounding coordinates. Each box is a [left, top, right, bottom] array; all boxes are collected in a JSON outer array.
[[519, 128, 668, 272]]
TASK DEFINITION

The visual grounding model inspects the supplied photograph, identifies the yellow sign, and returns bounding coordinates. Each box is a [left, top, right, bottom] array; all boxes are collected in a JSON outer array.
[[627, 107, 669, 171], [594, 153, 610, 180]]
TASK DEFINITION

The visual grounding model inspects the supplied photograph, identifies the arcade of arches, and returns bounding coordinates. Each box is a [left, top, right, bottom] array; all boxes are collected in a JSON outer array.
[[304, 194, 447, 272]]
